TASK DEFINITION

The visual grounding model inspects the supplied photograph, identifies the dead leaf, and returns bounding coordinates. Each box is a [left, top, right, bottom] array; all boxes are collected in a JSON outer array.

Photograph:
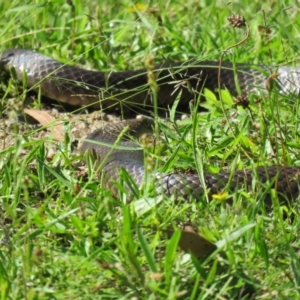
[[164, 223, 217, 259], [24, 109, 65, 141]]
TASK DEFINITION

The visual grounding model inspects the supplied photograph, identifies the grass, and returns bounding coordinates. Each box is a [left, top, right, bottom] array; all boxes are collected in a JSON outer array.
[[1, 0, 300, 299]]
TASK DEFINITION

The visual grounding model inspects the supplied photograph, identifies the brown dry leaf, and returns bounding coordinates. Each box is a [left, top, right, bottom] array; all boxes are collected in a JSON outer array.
[[24, 109, 65, 141], [164, 223, 217, 259]]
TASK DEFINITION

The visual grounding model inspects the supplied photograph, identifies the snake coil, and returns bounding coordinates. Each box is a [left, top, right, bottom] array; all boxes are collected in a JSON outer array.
[[1, 49, 300, 202]]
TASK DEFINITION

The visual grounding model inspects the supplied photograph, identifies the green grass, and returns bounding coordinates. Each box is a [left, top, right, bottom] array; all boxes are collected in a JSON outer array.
[[1, 0, 300, 299]]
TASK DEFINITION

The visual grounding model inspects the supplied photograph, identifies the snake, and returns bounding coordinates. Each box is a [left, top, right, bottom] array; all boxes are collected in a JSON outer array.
[[1, 49, 300, 202]]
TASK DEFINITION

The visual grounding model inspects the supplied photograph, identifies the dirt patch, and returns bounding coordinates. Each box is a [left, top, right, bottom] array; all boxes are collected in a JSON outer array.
[[0, 99, 124, 157]]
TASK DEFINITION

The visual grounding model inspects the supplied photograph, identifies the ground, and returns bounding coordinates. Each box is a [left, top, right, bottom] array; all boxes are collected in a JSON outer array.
[[1, 1, 300, 299]]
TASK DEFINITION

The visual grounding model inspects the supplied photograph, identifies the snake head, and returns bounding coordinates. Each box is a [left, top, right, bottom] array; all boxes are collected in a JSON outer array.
[[0, 49, 19, 70], [0, 50, 19, 81]]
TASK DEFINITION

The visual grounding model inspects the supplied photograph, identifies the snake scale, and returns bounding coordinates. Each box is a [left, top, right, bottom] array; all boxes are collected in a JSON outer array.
[[1, 49, 300, 202]]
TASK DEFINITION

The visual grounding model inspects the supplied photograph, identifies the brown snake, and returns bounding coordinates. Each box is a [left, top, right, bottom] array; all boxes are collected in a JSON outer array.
[[1, 49, 300, 202], [80, 117, 300, 203]]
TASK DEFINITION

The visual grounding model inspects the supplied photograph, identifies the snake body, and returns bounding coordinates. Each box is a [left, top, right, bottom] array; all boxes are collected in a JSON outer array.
[[1, 49, 300, 112], [1, 49, 300, 201], [80, 117, 300, 202]]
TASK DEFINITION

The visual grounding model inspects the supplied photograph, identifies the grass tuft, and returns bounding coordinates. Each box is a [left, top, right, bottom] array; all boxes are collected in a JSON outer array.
[[1, 0, 300, 298]]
